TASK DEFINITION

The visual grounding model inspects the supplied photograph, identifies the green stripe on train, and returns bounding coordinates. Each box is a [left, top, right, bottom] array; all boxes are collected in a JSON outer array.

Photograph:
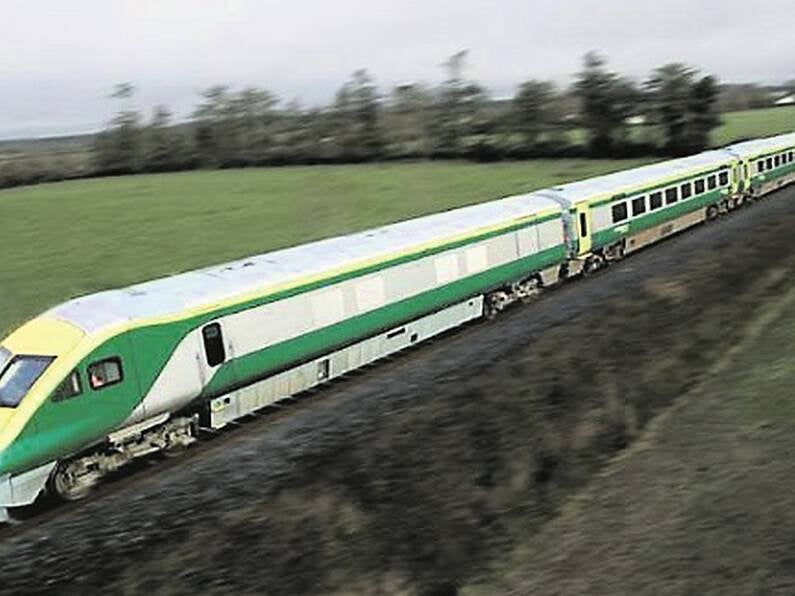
[[591, 189, 723, 249], [202, 243, 568, 397]]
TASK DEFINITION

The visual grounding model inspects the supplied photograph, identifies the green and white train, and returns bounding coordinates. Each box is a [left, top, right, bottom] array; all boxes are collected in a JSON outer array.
[[0, 132, 794, 518]]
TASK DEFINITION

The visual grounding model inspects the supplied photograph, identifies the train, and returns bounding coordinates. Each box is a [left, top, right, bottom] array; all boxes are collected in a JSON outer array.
[[0, 131, 794, 519]]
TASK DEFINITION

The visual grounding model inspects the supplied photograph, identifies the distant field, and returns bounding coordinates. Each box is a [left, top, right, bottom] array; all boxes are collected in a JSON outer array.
[[567, 105, 794, 147], [0, 159, 649, 336], [712, 105, 795, 146], [0, 105, 791, 338]]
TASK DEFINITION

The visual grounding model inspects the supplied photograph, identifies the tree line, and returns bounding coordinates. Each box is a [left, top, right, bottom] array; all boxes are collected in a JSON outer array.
[[1, 52, 729, 188]]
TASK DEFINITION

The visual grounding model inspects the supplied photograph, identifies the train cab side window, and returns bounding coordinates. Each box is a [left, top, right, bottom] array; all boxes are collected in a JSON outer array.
[[707, 175, 717, 190], [665, 187, 678, 205], [694, 179, 705, 194], [611, 202, 628, 223], [680, 182, 692, 199], [203, 323, 226, 367], [88, 358, 123, 391], [578, 212, 588, 237], [718, 171, 729, 186], [53, 371, 82, 402], [631, 197, 646, 216], [649, 192, 663, 210]]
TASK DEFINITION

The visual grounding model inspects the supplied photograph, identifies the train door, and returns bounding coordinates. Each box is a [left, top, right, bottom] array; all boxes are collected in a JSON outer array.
[[734, 160, 748, 195], [198, 321, 237, 393], [575, 202, 592, 256]]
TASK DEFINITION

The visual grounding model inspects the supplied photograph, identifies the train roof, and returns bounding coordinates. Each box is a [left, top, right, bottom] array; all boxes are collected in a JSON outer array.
[[725, 131, 795, 159], [47, 193, 561, 334], [542, 151, 732, 207]]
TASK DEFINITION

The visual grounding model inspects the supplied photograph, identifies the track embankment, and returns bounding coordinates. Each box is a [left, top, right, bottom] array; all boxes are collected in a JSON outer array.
[[2, 189, 795, 595], [486, 230, 795, 596]]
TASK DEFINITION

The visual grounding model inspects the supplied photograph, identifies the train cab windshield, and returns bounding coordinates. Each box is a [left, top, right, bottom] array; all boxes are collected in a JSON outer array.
[[0, 347, 10, 376], [0, 354, 55, 408]]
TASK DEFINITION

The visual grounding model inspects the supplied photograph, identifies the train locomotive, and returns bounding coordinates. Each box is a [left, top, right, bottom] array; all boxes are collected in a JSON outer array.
[[0, 131, 794, 519]]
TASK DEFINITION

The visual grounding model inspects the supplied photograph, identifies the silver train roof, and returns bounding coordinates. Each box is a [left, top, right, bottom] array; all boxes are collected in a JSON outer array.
[[541, 150, 732, 206], [47, 193, 560, 333], [725, 132, 795, 158]]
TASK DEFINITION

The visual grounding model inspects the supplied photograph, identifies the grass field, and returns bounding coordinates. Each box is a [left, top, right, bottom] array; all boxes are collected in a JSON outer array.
[[565, 106, 795, 148], [712, 105, 795, 146], [0, 105, 791, 339], [0, 158, 649, 337]]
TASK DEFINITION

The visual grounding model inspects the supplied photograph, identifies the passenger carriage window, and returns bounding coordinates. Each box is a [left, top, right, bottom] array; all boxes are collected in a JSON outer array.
[[631, 197, 646, 216], [665, 187, 678, 205], [718, 171, 729, 186], [53, 370, 82, 402], [775, 155, 781, 168], [202, 323, 226, 367], [789, 151, 794, 162], [649, 191, 663, 210], [611, 202, 628, 223], [680, 182, 692, 199], [757, 160, 765, 173], [87, 358, 123, 391], [767, 158, 773, 170], [694, 179, 705, 194], [707, 175, 717, 190]]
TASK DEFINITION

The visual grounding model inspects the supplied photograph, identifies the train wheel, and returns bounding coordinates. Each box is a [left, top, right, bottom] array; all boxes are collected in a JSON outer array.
[[706, 205, 719, 221], [485, 290, 510, 319], [517, 278, 542, 304], [583, 255, 605, 276], [48, 460, 98, 502]]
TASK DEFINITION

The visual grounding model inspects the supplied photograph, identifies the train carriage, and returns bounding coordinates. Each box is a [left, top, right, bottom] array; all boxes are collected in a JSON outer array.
[[0, 193, 569, 513], [726, 133, 795, 198], [541, 151, 737, 270]]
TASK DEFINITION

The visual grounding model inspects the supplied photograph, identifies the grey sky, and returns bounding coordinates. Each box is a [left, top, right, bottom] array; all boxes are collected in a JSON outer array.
[[1, 0, 793, 139]]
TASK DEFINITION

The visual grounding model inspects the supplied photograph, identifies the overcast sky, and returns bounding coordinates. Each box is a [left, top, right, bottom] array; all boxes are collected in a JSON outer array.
[[1, 0, 793, 139]]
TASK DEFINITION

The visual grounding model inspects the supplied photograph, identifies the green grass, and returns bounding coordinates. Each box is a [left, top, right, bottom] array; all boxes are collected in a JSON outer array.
[[0, 159, 649, 337], [712, 105, 795, 147], [0, 105, 791, 339], [564, 106, 794, 149]]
